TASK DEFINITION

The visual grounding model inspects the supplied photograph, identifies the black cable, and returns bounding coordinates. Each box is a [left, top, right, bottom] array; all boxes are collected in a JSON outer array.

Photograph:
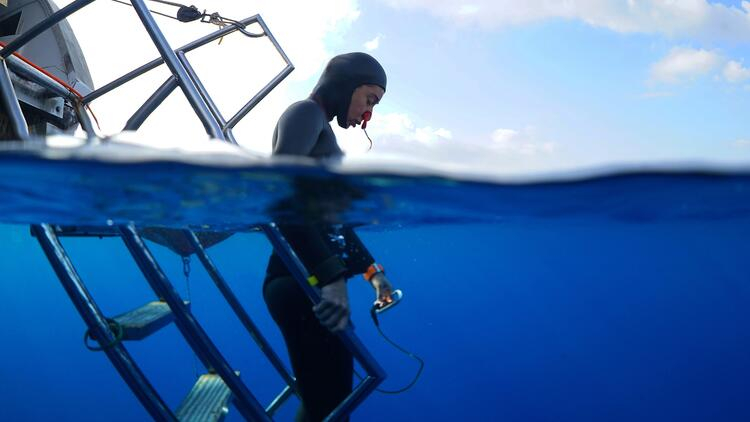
[[354, 307, 424, 394], [108, 0, 265, 37]]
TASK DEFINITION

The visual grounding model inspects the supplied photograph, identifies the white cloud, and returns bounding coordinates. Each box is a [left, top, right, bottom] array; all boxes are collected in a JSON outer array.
[[379, 0, 750, 42], [490, 127, 556, 155], [334, 114, 558, 174], [458, 5, 480, 16], [723, 60, 750, 83], [649, 47, 721, 84], [364, 34, 382, 51], [336, 112, 451, 150], [734, 139, 750, 148]]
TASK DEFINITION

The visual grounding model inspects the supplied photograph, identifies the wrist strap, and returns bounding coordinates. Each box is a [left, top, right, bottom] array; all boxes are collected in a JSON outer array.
[[364, 263, 385, 282]]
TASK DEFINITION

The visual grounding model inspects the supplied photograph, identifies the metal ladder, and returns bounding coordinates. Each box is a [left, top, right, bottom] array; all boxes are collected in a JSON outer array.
[[2, 1, 387, 420]]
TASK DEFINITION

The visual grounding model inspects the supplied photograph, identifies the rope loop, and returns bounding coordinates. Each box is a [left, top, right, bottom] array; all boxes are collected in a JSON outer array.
[[83, 319, 124, 352]]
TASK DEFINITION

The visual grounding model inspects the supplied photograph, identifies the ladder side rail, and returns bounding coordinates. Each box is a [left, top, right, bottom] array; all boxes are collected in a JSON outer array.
[[117, 224, 272, 422], [225, 16, 293, 130], [324, 376, 382, 422], [176, 53, 230, 141], [0, 59, 30, 140], [128, 0, 224, 141], [31, 224, 176, 421], [123, 76, 179, 131], [259, 223, 387, 422], [184, 230, 299, 393], [0, 0, 95, 59]]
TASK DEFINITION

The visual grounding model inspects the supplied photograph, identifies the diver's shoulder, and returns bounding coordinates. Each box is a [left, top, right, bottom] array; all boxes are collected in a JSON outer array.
[[283, 99, 325, 119]]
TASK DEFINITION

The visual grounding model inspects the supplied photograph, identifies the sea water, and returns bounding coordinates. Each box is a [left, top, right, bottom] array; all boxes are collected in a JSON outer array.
[[0, 145, 748, 421]]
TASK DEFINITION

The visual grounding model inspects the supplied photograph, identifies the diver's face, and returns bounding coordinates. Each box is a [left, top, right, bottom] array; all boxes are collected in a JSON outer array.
[[346, 84, 385, 128]]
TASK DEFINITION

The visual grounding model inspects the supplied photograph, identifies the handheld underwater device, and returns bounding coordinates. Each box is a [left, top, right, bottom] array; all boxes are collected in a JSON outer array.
[[364, 287, 425, 395], [374, 289, 403, 314]]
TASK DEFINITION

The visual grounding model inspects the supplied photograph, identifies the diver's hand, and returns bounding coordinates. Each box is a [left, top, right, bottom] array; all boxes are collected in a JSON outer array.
[[370, 272, 394, 309], [313, 278, 350, 332]]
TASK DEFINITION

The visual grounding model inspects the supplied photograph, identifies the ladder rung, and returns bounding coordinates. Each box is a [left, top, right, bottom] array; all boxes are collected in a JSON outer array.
[[114, 301, 189, 341], [176, 373, 233, 422], [266, 384, 295, 416]]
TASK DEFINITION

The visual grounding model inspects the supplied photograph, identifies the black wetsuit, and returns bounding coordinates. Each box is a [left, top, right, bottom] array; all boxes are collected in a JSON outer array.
[[262, 53, 387, 422]]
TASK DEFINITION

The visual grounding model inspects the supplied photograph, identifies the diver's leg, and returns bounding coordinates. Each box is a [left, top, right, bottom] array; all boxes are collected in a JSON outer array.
[[264, 276, 353, 422]]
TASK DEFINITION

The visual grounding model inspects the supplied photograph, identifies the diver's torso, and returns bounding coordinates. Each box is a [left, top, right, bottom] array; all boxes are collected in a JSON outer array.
[[271, 99, 343, 160]]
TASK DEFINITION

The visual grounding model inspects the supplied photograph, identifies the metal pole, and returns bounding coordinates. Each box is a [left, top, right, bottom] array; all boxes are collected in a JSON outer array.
[[128, 0, 225, 140], [123, 76, 178, 131], [225, 16, 294, 129], [74, 101, 96, 142], [184, 230, 298, 392], [82, 58, 164, 104], [325, 376, 382, 422], [0, 59, 30, 140], [5, 56, 77, 101], [31, 224, 176, 421], [257, 16, 293, 70], [225, 65, 293, 130], [260, 223, 387, 421], [266, 385, 295, 416], [118, 224, 272, 422], [83, 17, 259, 104], [225, 129, 238, 144], [176, 53, 233, 143], [0, 0, 95, 58]]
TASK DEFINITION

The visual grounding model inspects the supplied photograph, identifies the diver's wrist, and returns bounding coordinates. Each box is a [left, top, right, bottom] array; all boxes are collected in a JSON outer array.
[[363, 263, 385, 282]]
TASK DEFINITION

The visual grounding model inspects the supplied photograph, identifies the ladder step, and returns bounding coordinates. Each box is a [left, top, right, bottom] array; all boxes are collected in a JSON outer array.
[[176, 373, 233, 422], [113, 301, 189, 341]]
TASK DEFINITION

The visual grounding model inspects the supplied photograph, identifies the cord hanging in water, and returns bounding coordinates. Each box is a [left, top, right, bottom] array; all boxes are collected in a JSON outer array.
[[354, 306, 424, 394]]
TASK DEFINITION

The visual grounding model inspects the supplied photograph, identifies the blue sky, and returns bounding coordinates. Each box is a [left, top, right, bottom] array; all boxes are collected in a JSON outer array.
[[61, 0, 750, 174], [324, 0, 750, 173]]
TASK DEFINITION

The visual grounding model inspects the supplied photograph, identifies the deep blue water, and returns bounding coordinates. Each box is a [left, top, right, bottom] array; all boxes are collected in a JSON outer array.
[[1, 153, 749, 421]]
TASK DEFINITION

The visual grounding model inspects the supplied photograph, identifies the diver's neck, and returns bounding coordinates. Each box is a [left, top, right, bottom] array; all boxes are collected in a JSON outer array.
[[310, 94, 335, 122]]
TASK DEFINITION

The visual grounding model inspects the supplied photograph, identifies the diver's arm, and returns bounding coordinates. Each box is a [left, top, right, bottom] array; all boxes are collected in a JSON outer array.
[[273, 101, 326, 156], [340, 226, 376, 275], [340, 227, 394, 306]]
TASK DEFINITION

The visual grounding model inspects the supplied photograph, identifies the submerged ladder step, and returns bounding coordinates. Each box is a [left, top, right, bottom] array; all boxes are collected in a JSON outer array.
[[113, 301, 190, 341], [176, 373, 234, 422]]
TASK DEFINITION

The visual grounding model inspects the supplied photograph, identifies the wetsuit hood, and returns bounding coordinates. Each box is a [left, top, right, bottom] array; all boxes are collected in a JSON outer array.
[[311, 52, 387, 129]]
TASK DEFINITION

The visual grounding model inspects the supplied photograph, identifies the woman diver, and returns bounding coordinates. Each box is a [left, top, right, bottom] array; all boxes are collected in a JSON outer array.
[[263, 52, 395, 422]]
